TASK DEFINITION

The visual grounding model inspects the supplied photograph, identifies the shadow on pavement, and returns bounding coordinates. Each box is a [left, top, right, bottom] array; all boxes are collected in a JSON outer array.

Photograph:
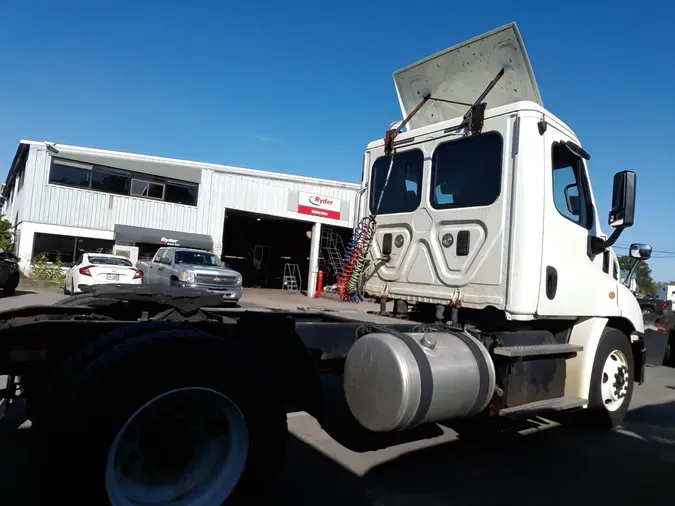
[[2, 402, 675, 505], [277, 400, 675, 505]]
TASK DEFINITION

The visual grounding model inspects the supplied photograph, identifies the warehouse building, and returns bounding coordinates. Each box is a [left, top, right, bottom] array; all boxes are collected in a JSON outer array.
[[1, 140, 361, 296]]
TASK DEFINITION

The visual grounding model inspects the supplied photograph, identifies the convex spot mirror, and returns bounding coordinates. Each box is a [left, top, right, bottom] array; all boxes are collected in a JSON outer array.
[[609, 170, 636, 228], [629, 243, 652, 260], [564, 183, 580, 215]]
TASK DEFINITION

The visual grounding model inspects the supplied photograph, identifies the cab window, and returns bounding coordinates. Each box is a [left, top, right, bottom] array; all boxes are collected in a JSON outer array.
[[552, 142, 593, 229], [369, 149, 423, 215], [430, 131, 503, 209]]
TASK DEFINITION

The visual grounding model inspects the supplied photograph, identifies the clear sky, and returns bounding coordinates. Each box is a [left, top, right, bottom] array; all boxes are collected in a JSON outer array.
[[0, 1, 673, 279]]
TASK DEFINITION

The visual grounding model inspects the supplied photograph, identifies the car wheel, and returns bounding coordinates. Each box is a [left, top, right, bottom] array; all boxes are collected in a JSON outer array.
[[71, 280, 76, 296], [642, 308, 653, 315], [2, 271, 20, 295]]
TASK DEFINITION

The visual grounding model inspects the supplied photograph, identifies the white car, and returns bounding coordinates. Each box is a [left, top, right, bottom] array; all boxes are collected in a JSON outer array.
[[64, 253, 143, 295]]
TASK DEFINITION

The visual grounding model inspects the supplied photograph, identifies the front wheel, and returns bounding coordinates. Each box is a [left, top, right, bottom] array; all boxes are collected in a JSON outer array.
[[586, 327, 635, 429]]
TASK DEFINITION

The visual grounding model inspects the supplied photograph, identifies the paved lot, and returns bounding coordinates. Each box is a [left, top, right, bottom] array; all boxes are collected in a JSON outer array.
[[1, 291, 674, 504]]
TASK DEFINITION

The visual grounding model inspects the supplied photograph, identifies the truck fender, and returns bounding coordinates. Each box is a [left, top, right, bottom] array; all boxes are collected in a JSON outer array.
[[565, 316, 639, 400]]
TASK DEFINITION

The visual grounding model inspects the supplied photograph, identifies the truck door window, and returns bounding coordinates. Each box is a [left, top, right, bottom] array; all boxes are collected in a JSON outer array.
[[552, 142, 592, 229], [369, 149, 423, 215], [430, 131, 503, 209], [613, 257, 620, 280], [153, 249, 165, 263]]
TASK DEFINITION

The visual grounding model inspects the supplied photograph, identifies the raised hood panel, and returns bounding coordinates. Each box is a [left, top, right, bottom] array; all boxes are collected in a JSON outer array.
[[393, 22, 542, 131]]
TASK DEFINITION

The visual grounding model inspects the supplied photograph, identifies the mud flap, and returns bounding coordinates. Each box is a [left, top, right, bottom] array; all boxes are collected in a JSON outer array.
[[632, 333, 647, 384]]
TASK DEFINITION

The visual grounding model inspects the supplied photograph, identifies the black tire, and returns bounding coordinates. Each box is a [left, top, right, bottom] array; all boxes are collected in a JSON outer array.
[[2, 271, 19, 295], [642, 307, 653, 315], [62, 280, 69, 295], [585, 327, 634, 429], [32, 326, 287, 505]]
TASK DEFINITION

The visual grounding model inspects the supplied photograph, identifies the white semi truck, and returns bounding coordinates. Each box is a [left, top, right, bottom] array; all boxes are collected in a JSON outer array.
[[0, 22, 651, 506]]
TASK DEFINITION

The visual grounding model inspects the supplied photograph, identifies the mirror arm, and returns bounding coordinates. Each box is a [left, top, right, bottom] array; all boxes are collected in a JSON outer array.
[[623, 258, 641, 289], [587, 227, 625, 258]]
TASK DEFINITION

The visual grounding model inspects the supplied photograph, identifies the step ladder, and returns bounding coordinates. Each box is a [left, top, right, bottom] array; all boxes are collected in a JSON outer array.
[[320, 227, 345, 279], [282, 263, 302, 294]]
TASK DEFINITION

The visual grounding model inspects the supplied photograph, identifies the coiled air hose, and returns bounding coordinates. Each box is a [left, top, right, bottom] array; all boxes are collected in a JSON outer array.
[[337, 154, 396, 302]]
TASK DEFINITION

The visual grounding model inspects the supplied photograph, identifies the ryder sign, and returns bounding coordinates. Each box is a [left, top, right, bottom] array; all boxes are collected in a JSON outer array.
[[297, 192, 341, 220]]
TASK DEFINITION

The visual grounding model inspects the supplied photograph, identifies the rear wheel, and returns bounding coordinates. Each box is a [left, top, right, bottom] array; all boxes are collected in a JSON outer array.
[[33, 326, 287, 505]]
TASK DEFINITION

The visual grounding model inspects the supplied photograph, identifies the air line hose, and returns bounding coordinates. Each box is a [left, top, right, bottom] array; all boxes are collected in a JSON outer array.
[[337, 154, 396, 302]]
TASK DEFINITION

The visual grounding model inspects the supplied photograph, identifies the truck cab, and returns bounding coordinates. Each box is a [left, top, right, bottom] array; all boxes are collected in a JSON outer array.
[[358, 23, 644, 331]]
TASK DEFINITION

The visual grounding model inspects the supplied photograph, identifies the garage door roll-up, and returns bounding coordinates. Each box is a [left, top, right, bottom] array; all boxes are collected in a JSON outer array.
[[114, 224, 214, 251]]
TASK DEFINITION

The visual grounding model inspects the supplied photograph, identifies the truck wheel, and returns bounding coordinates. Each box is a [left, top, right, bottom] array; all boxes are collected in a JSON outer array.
[[33, 327, 287, 505], [585, 327, 634, 429]]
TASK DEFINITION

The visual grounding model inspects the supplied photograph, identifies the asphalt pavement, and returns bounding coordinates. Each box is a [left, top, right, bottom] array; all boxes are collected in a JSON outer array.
[[0, 290, 674, 505]]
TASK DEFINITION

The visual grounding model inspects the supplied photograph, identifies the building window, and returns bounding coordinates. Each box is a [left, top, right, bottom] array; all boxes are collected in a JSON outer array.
[[48, 158, 199, 206], [32, 232, 114, 265], [91, 166, 128, 195], [431, 131, 503, 209], [165, 181, 199, 205], [49, 161, 91, 189], [130, 179, 165, 199]]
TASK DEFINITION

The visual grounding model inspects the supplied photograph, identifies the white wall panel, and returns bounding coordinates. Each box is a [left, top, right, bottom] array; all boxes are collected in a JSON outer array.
[[16, 144, 360, 253]]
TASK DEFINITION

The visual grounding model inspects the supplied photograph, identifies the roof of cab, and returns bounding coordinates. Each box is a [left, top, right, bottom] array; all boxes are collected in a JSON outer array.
[[365, 100, 578, 150]]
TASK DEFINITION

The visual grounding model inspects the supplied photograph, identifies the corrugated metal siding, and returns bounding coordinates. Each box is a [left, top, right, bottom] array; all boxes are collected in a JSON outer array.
[[26, 148, 200, 233], [21, 146, 359, 248], [206, 171, 356, 238]]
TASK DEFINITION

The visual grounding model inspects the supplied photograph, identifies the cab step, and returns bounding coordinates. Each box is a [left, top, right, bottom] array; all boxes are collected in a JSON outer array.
[[499, 396, 588, 417], [493, 343, 583, 358]]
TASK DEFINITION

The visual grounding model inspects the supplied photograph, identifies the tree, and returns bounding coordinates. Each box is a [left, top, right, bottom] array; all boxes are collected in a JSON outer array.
[[618, 255, 656, 295], [0, 215, 13, 252]]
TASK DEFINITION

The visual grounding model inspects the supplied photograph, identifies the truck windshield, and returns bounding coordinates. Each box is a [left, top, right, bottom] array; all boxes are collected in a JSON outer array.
[[430, 131, 503, 209], [175, 251, 221, 266], [369, 149, 424, 215]]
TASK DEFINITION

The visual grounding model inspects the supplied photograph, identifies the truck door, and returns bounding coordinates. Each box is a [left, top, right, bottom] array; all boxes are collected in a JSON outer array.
[[537, 126, 620, 317], [148, 248, 165, 285]]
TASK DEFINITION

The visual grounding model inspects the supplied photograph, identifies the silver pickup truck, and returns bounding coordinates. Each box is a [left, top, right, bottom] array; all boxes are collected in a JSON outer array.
[[143, 247, 243, 304]]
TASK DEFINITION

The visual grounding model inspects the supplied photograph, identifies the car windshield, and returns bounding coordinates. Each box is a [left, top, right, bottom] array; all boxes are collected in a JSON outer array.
[[175, 251, 221, 266], [89, 257, 133, 267]]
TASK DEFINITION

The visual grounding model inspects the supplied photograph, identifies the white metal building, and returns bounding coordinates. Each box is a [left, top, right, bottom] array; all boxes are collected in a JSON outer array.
[[2, 140, 361, 296]]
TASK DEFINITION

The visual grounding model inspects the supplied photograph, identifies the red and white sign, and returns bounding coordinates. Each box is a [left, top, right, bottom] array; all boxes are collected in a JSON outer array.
[[297, 192, 342, 220]]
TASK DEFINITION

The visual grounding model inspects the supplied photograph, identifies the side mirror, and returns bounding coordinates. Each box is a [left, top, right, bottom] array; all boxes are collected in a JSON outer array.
[[629, 243, 652, 260], [608, 170, 636, 228], [159, 257, 172, 265], [564, 184, 580, 215]]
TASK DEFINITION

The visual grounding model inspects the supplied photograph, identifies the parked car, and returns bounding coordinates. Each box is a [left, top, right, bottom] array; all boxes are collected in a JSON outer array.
[[636, 296, 672, 315], [64, 253, 143, 295], [145, 247, 243, 305], [0, 247, 20, 295]]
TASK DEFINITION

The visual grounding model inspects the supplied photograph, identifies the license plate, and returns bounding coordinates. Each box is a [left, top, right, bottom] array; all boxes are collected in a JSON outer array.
[[106, 274, 119, 281]]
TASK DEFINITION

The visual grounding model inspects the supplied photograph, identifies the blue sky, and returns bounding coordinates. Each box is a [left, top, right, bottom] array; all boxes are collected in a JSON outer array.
[[0, 1, 673, 279]]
